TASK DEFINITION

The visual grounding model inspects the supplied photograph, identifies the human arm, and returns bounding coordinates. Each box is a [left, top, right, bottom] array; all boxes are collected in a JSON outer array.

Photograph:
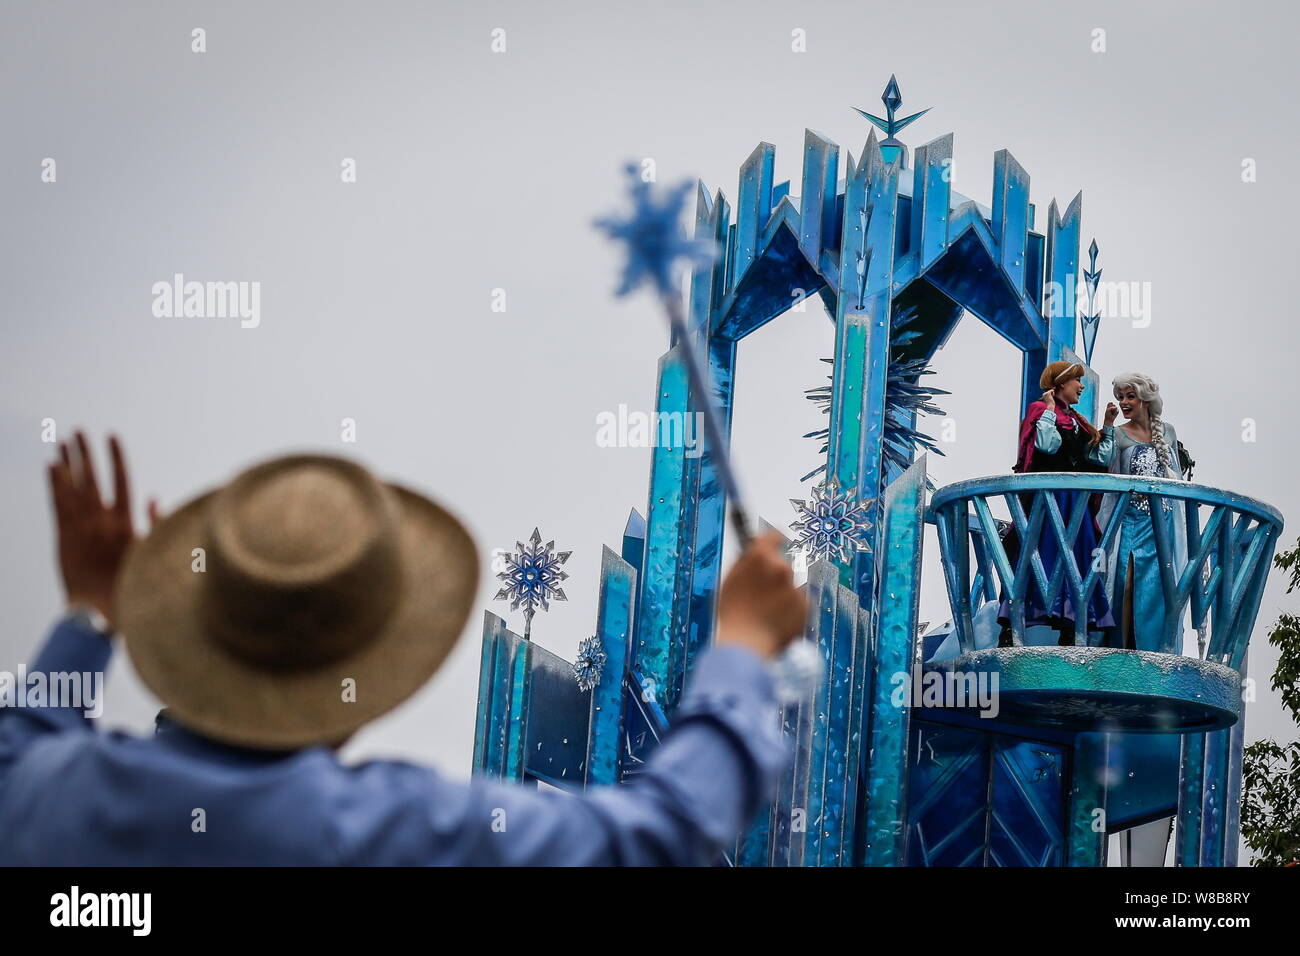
[[1033, 404, 1063, 455], [337, 644, 787, 866], [336, 533, 805, 866], [1088, 427, 1116, 466], [0, 434, 138, 775], [0, 614, 115, 778], [1087, 402, 1119, 465]]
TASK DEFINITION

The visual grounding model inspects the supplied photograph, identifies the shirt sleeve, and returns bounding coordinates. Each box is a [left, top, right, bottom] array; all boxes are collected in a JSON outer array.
[[1034, 409, 1062, 455], [0, 617, 112, 779], [1088, 425, 1116, 466], [333, 645, 789, 866]]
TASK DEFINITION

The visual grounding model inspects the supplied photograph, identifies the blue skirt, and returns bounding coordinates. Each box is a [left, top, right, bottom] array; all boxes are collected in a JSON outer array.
[[1000, 488, 1115, 635], [1110, 501, 1175, 652]]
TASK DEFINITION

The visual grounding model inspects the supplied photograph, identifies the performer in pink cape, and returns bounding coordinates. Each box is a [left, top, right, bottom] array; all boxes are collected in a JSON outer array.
[[998, 361, 1120, 646]]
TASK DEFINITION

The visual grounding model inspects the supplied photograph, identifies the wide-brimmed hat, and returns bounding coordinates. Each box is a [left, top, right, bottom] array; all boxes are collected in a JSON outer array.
[[115, 454, 479, 749]]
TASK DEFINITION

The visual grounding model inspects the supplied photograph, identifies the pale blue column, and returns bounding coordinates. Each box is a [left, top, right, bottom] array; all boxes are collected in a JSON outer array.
[[1067, 733, 1109, 866], [818, 569, 865, 865], [910, 133, 952, 271], [797, 559, 839, 865], [1044, 193, 1082, 359], [634, 347, 690, 712], [1176, 732, 1206, 866], [473, 613, 532, 782], [860, 458, 926, 865], [827, 129, 901, 604], [991, 149, 1031, 295], [1199, 727, 1230, 866], [586, 546, 637, 786], [471, 612, 500, 772], [798, 129, 840, 269]]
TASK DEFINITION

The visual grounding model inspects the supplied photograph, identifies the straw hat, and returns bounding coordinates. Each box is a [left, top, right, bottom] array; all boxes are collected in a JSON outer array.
[[115, 454, 479, 749]]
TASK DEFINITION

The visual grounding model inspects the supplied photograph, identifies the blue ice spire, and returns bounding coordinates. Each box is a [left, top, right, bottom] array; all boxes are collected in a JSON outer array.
[[1081, 238, 1102, 366], [854, 75, 929, 168]]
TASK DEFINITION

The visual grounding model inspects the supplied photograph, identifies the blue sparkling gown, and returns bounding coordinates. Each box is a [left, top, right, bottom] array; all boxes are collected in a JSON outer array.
[[1101, 424, 1186, 652]]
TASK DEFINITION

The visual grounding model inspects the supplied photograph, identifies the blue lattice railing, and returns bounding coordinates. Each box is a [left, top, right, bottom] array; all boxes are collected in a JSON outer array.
[[930, 474, 1284, 670]]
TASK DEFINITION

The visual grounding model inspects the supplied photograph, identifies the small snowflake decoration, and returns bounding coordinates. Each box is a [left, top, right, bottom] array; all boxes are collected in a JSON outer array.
[[593, 163, 718, 300], [572, 636, 607, 692], [493, 528, 571, 634], [789, 483, 874, 564]]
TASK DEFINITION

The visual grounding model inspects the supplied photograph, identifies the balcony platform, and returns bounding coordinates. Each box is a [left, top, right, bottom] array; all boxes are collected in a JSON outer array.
[[921, 646, 1241, 733]]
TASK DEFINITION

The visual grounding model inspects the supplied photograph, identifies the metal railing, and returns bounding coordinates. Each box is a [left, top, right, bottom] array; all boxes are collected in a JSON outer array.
[[929, 474, 1283, 669]]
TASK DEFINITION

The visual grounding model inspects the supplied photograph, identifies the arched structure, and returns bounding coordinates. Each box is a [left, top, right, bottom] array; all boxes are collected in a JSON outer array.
[[472, 84, 1283, 867]]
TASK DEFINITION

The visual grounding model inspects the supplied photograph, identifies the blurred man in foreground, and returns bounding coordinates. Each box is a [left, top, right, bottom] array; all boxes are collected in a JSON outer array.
[[0, 432, 805, 865]]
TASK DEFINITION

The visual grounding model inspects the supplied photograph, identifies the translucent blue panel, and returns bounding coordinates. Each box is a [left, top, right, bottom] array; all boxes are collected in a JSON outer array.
[[988, 738, 1066, 866], [524, 642, 590, 788], [906, 721, 990, 867], [585, 547, 636, 786]]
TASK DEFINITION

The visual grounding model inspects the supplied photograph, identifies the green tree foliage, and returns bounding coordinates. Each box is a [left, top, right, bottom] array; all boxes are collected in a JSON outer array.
[[1241, 538, 1300, 866]]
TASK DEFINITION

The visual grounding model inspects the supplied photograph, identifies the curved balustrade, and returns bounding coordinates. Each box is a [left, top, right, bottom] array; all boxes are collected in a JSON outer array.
[[928, 473, 1284, 732]]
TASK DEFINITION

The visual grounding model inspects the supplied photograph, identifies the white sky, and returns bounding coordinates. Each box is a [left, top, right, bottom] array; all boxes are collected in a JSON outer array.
[[0, 1, 1295, 855]]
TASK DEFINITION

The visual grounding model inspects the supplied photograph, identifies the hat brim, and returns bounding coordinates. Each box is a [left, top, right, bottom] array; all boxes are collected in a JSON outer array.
[[115, 483, 479, 749]]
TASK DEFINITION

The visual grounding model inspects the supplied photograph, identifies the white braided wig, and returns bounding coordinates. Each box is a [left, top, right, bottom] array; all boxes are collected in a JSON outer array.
[[1112, 372, 1177, 478]]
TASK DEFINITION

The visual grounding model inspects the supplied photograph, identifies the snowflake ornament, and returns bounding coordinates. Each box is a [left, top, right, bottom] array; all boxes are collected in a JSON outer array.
[[493, 528, 571, 638], [572, 636, 607, 692], [593, 163, 719, 300], [789, 483, 874, 564]]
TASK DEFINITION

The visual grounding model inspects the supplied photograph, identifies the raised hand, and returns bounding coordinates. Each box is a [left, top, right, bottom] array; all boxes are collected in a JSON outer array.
[[47, 432, 137, 630], [715, 531, 809, 660], [1104, 402, 1120, 427]]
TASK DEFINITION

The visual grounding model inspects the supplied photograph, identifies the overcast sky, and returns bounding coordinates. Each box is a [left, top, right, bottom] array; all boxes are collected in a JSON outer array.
[[1, 0, 1295, 851]]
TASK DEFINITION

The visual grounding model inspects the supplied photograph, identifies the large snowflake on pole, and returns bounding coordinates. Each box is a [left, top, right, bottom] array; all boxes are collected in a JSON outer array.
[[790, 483, 874, 564], [593, 163, 718, 299], [572, 636, 607, 692], [493, 528, 571, 637]]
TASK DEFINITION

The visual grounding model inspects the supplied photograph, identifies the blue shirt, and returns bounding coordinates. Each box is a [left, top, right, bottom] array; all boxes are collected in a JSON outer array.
[[0, 617, 788, 866]]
